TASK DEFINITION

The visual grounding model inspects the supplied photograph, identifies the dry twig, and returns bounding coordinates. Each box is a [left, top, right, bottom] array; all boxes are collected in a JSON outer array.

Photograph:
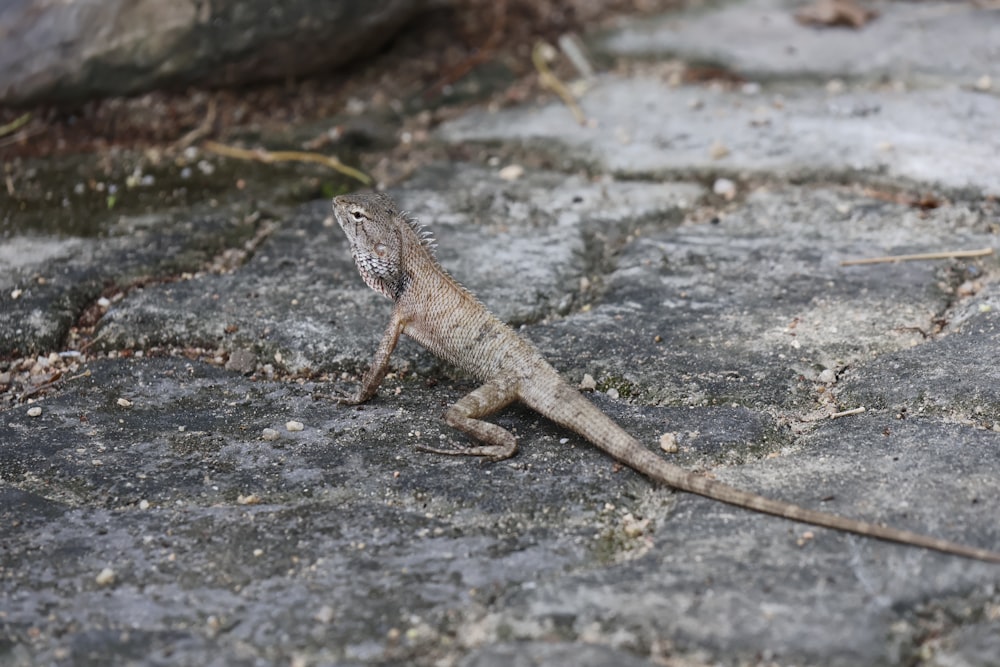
[[532, 42, 587, 125], [424, 0, 507, 98], [172, 99, 218, 152], [0, 113, 31, 137], [202, 140, 371, 184], [840, 248, 993, 266], [830, 406, 866, 419]]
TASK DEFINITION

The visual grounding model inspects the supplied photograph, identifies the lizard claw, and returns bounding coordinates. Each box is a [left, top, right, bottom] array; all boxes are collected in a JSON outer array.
[[315, 388, 365, 406], [415, 441, 517, 463]]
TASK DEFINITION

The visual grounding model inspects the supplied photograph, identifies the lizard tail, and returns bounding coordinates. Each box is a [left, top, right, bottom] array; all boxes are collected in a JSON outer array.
[[625, 443, 1000, 564], [527, 385, 1000, 563]]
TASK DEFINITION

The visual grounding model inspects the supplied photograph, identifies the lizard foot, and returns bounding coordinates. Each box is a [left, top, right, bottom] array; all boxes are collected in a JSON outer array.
[[316, 389, 366, 406], [416, 440, 517, 462]]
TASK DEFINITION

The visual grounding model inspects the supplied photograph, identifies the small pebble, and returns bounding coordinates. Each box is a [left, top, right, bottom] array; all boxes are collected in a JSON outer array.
[[709, 141, 730, 160], [606, 387, 620, 400], [261, 428, 280, 441], [659, 432, 679, 453], [713, 178, 737, 200], [579, 373, 597, 391], [498, 164, 524, 181], [237, 494, 261, 505], [27, 406, 42, 417], [621, 512, 649, 538], [225, 348, 257, 374], [285, 420, 304, 432], [138, 500, 150, 510], [117, 398, 133, 408], [315, 605, 335, 624], [95, 568, 116, 586]]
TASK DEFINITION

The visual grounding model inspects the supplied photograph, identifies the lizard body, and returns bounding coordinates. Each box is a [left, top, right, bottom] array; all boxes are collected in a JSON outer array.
[[332, 191, 1000, 563]]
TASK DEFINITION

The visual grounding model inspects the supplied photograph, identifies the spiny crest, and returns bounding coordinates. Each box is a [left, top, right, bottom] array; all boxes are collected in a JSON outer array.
[[402, 210, 438, 256]]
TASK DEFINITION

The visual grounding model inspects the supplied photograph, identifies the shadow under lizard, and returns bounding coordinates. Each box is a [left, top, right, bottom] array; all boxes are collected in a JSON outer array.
[[331, 191, 1000, 563]]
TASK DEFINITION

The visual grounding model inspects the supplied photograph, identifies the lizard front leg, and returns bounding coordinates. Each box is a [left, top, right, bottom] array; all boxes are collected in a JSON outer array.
[[336, 310, 406, 405], [417, 380, 519, 461]]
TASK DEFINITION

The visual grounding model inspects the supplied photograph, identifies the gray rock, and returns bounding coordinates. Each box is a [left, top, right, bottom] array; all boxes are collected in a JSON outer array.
[[0, 210, 261, 356], [597, 0, 1000, 86], [96, 167, 703, 375], [439, 80, 1000, 197], [224, 348, 257, 374], [0, 0, 433, 105], [5, 1, 1000, 665]]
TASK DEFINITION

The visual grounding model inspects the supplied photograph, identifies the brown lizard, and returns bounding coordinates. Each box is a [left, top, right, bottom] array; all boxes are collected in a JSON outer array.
[[331, 191, 1000, 563]]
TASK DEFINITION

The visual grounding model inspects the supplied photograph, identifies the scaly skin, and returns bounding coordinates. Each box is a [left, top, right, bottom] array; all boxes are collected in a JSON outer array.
[[332, 191, 1000, 563]]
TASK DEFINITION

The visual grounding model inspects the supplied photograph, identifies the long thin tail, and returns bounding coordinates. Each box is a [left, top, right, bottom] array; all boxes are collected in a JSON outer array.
[[529, 385, 1000, 563], [626, 442, 1000, 563]]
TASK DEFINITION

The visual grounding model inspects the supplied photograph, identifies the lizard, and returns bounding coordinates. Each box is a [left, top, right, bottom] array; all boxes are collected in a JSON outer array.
[[331, 191, 1000, 563]]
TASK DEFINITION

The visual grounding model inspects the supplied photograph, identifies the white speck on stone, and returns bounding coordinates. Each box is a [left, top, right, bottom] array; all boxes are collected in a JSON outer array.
[[315, 605, 335, 624], [345, 97, 366, 115], [498, 164, 524, 181], [95, 568, 115, 586], [818, 368, 837, 384], [262, 428, 280, 441], [138, 500, 150, 510], [659, 432, 679, 453], [10, 288, 22, 299], [27, 406, 42, 417], [579, 374, 597, 391], [285, 420, 304, 432], [709, 140, 730, 160], [713, 178, 736, 200], [606, 387, 620, 400], [117, 398, 133, 408], [97, 297, 111, 308]]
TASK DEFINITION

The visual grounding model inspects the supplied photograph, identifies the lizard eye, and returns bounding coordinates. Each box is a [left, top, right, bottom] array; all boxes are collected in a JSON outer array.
[[351, 209, 364, 221]]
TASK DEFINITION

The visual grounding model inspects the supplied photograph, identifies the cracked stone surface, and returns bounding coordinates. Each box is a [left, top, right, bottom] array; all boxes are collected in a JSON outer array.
[[3, 2, 1000, 666], [597, 0, 1000, 85]]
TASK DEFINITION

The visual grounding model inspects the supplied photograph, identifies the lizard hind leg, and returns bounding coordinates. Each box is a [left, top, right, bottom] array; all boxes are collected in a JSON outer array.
[[417, 380, 519, 462]]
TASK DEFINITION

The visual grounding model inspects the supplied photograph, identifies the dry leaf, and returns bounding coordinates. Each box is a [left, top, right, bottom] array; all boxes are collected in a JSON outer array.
[[795, 0, 877, 29]]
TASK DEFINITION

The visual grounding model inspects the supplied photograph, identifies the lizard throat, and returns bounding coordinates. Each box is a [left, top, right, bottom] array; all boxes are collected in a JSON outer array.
[[354, 255, 409, 301]]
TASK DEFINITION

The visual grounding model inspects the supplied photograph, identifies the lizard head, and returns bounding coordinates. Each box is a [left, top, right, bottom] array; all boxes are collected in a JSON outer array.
[[332, 192, 409, 300]]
